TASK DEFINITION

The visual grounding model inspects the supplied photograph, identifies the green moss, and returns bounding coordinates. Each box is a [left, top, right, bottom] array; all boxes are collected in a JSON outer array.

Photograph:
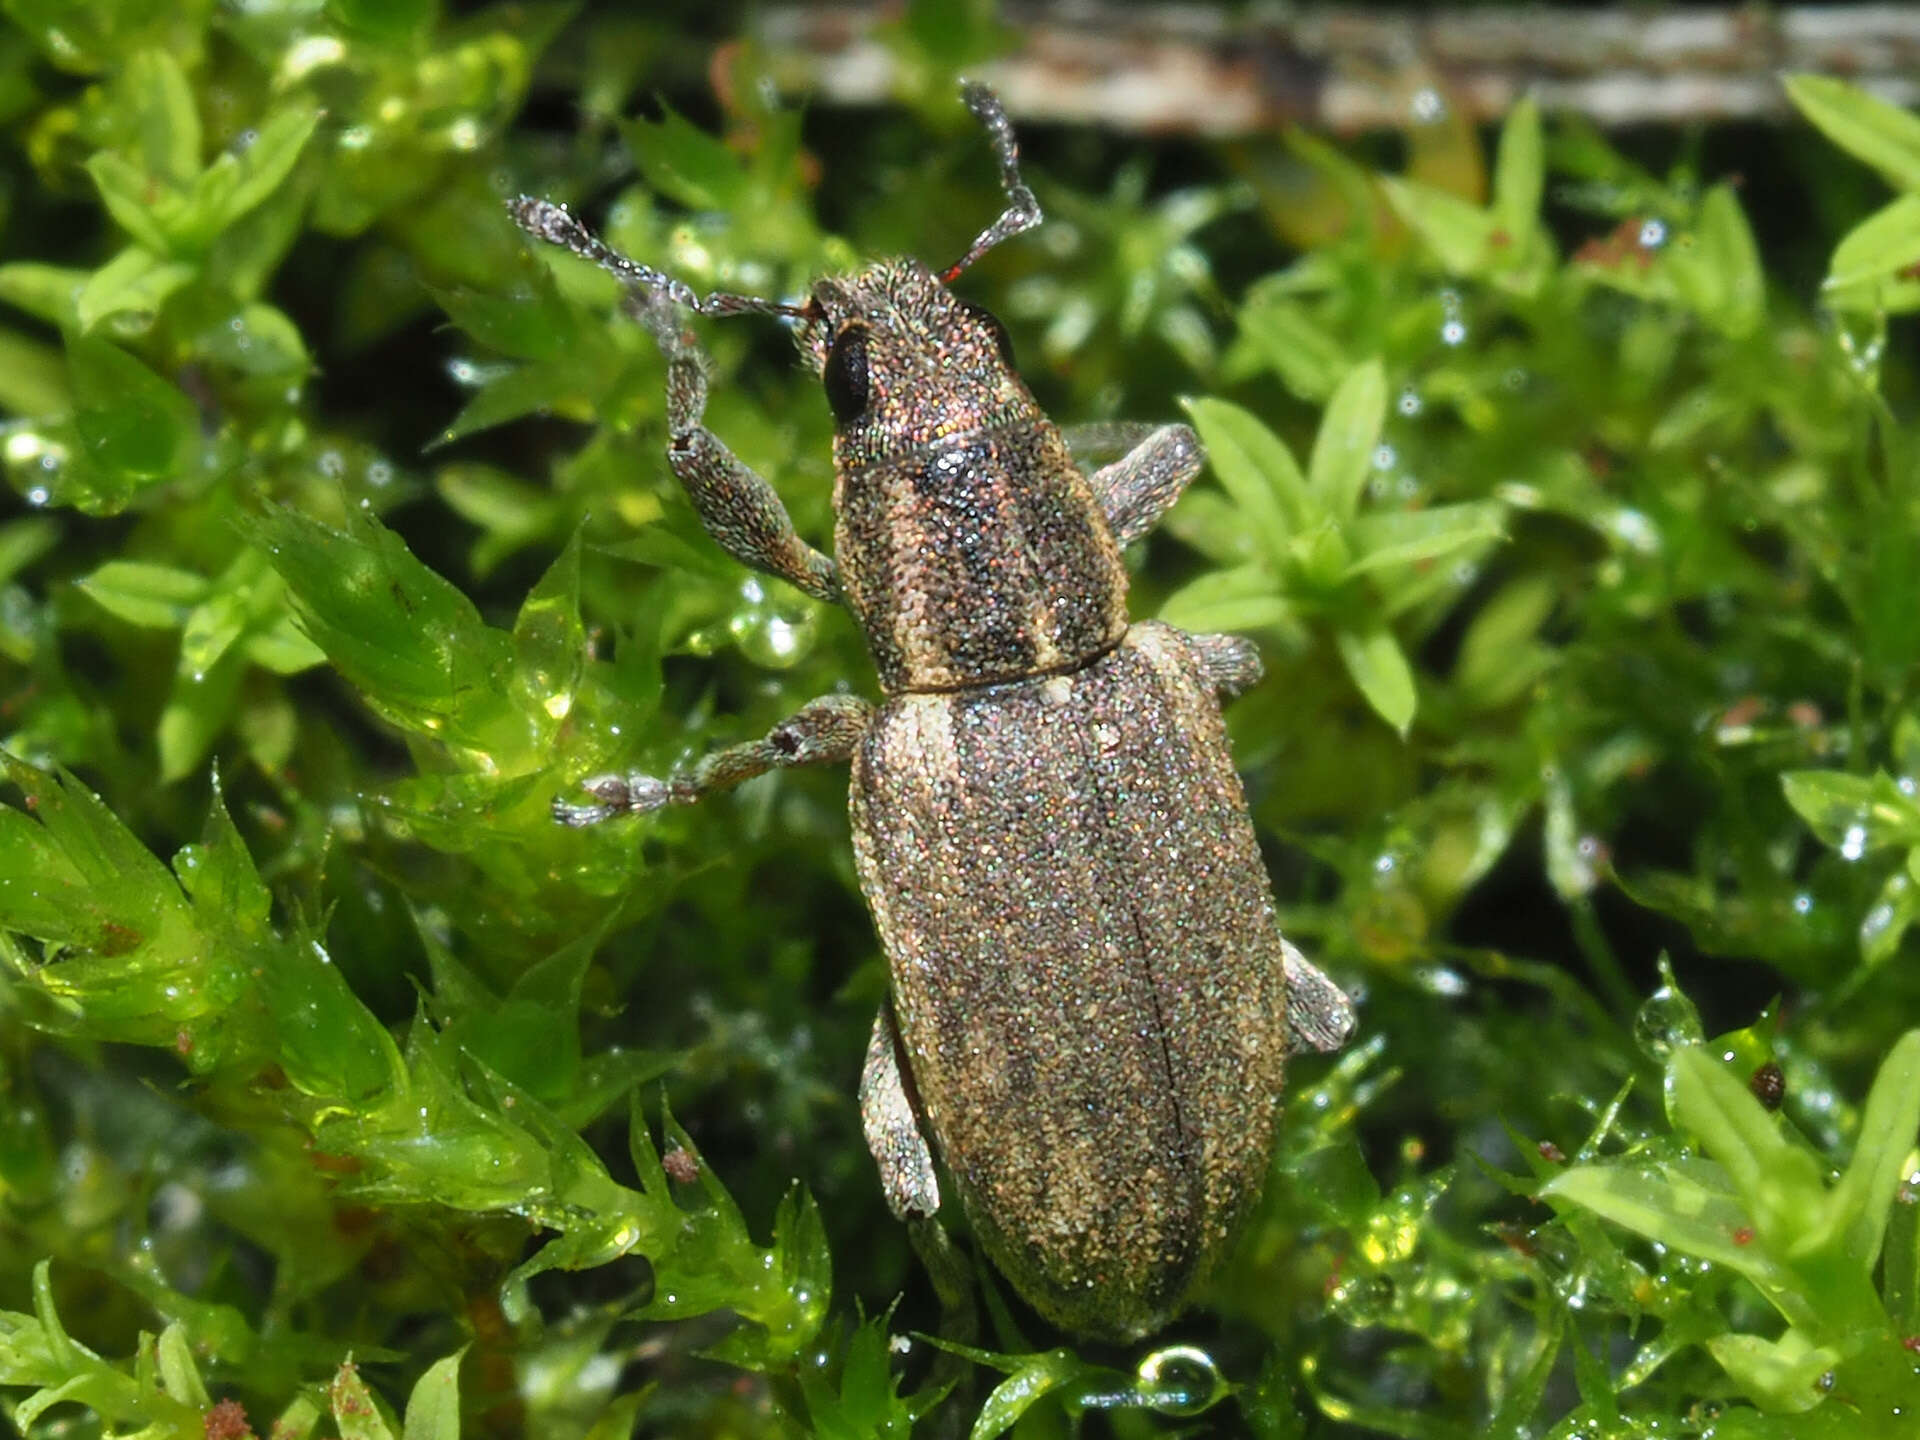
[[1, 4, 1919, 1436]]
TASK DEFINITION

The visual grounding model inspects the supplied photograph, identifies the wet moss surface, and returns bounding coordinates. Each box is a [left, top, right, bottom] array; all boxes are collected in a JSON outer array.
[[0, 5, 1918, 1437]]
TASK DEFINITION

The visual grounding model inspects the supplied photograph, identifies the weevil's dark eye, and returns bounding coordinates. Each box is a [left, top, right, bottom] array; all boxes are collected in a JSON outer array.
[[823, 325, 870, 426], [962, 301, 1015, 369]]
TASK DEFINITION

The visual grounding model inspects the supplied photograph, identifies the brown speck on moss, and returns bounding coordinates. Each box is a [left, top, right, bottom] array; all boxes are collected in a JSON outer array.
[[204, 1397, 255, 1440]]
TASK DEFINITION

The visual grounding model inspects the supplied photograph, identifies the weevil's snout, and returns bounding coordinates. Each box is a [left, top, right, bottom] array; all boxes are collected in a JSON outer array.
[[802, 261, 1038, 453]]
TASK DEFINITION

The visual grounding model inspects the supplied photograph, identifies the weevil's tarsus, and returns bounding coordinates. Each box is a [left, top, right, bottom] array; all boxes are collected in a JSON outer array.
[[552, 771, 683, 827], [909, 1216, 981, 1348], [507, 195, 809, 320], [941, 82, 1043, 283], [1280, 939, 1359, 1055], [1088, 422, 1206, 548], [554, 694, 874, 828]]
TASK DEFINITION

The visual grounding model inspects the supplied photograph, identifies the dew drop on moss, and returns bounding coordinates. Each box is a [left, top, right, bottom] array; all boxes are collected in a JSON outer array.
[[1137, 1344, 1225, 1416], [727, 577, 818, 669], [1633, 980, 1704, 1062]]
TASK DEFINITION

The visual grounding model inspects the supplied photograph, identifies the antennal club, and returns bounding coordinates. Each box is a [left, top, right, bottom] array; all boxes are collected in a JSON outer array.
[[507, 195, 810, 321], [941, 81, 1043, 284]]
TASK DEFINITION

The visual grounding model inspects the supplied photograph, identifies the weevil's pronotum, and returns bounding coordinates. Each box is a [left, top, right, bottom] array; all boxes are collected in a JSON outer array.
[[512, 83, 1357, 1340]]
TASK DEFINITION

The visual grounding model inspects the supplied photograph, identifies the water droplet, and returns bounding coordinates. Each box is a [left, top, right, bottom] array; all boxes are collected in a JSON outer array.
[[1137, 1345, 1226, 1416], [1638, 219, 1667, 249], [1397, 387, 1423, 417], [1372, 443, 1396, 471], [1441, 319, 1467, 346], [1633, 979, 1703, 1062], [1609, 508, 1660, 554], [1793, 892, 1814, 915], [1861, 902, 1896, 946], [727, 578, 818, 669], [1410, 88, 1446, 124], [1840, 825, 1868, 861]]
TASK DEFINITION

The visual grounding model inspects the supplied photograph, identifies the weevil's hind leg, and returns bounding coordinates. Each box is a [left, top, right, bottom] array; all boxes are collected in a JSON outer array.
[[860, 1004, 941, 1220], [553, 693, 871, 826], [1281, 938, 1358, 1055], [509, 198, 841, 604], [862, 1005, 979, 1344], [1088, 423, 1205, 548], [1188, 630, 1265, 702]]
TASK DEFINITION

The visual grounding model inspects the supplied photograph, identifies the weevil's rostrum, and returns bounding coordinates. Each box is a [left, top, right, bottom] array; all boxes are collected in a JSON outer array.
[[514, 81, 1356, 1340]]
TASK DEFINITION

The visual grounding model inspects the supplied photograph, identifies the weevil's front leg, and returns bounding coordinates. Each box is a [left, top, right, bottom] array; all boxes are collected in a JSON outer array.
[[1088, 422, 1204, 548], [1281, 939, 1358, 1055], [509, 197, 840, 604], [1188, 630, 1265, 702], [554, 693, 872, 826], [658, 328, 840, 604]]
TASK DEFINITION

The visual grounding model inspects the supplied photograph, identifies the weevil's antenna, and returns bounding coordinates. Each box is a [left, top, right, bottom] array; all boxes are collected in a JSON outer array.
[[940, 81, 1043, 284], [508, 196, 812, 321]]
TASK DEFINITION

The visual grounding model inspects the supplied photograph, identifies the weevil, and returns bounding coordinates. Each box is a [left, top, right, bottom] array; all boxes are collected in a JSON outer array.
[[511, 83, 1357, 1340]]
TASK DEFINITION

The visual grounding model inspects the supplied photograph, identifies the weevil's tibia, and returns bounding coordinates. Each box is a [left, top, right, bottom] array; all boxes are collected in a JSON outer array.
[[655, 319, 841, 601], [859, 1004, 940, 1219], [1281, 939, 1359, 1054], [508, 198, 841, 603], [942, 82, 1043, 282], [553, 693, 873, 826]]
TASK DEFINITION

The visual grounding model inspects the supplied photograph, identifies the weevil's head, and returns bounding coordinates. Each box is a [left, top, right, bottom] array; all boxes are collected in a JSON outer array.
[[794, 258, 1129, 694], [794, 259, 1042, 465]]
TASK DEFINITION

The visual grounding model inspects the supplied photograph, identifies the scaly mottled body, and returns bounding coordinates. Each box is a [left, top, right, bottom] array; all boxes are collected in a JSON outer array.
[[515, 83, 1355, 1340]]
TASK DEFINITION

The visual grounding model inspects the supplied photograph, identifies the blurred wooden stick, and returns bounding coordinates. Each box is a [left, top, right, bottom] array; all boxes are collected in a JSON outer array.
[[755, 4, 1920, 134]]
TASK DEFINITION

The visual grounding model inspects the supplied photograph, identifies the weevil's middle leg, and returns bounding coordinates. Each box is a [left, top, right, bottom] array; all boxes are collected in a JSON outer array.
[[554, 693, 872, 826], [1088, 423, 1205, 547]]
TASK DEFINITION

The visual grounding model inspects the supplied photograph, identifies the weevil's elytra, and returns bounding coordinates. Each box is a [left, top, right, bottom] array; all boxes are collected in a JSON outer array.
[[514, 81, 1356, 1340]]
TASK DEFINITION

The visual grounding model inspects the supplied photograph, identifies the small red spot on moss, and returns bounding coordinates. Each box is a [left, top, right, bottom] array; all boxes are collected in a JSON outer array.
[[96, 919, 144, 956], [204, 1397, 255, 1440], [663, 1145, 700, 1183], [1732, 1226, 1755, 1245]]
